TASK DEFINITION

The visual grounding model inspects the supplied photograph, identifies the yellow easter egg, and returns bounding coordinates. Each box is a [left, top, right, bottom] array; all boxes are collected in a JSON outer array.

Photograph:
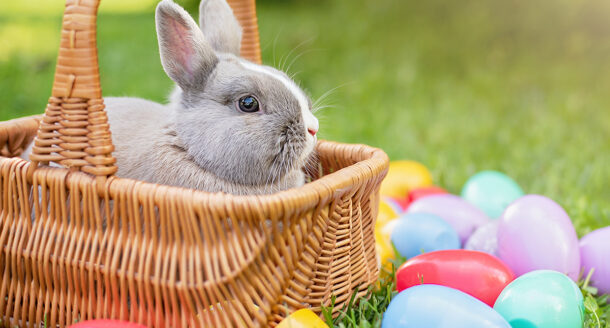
[[379, 161, 433, 199], [375, 218, 399, 253], [376, 232, 395, 268], [376, 218, 402, 269], [277, 309, 329, 328], [376, 199, 399, 231]]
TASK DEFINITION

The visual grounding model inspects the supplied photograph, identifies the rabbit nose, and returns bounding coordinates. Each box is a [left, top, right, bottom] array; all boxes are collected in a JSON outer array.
[[308, 127, 318, 136]]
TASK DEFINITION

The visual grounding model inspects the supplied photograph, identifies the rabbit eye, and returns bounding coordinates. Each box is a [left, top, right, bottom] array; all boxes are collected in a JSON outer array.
[[237, 95, 260, 113]]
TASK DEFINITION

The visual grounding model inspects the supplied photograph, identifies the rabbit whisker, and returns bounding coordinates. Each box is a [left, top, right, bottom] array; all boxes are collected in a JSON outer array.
[[303, 152, 317, 181], [284, 48, 320, 76], [289, 71, 303, 80], [272, 30, 283, 68], [312, 104, 337, 114], [312, 85, 344, 108], [278, 37, 315, 72]]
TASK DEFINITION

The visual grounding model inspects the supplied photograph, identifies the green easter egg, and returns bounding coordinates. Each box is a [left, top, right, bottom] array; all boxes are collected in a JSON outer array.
[[461, 170, 524, 218], [493, 270, 584, 328]]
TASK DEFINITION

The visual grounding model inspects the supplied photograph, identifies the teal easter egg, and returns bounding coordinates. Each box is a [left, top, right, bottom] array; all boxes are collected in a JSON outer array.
[[493, 270, 584, 328], [461, 171, 524, 218]]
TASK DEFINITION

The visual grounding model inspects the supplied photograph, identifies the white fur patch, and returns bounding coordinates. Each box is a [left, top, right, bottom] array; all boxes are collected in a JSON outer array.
[[239, 61, 319, 136]]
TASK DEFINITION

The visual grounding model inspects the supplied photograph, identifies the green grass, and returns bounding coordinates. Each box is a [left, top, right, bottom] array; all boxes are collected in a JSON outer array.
[[1, 0, 609, 327]]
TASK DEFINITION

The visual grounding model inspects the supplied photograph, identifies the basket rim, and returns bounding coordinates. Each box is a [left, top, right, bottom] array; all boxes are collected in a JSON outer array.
[[1, 115, 389, 210]]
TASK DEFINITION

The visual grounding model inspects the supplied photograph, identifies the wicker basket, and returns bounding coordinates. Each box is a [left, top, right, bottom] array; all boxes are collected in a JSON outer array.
[[0, 0, 389, 327]]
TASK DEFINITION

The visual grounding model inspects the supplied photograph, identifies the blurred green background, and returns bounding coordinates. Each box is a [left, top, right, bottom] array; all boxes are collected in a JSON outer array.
[[0, 0, 608, 232]]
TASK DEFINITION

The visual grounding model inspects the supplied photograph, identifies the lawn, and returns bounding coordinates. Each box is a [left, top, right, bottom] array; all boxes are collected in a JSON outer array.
[[1, 0, 609, 326]]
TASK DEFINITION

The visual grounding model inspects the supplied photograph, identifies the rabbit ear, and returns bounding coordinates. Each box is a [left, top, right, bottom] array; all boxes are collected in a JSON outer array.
[[156, 0, 218, 91], [199, 0, 243, 56]]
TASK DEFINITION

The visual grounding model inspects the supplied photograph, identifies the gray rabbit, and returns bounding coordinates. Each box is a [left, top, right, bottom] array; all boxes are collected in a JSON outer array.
[[26, 0, 319, 195]]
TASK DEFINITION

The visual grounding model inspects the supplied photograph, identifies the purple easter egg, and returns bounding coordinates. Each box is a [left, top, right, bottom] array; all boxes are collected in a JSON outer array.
[[407, 194, 489, 244], [580, 226, 610, 294], [465, 220, 499, 256], [498, 195, 580, 280]]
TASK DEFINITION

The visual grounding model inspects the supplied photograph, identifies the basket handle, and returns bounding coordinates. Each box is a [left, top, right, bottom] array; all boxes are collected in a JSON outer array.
[[28, 0, 261, 179]]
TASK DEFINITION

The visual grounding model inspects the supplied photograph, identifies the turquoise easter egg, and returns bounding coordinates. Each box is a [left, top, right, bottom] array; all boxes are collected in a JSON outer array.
[[461, 171, 524, 218], [493, 270, 584, 328], [382, 285, 510, 328]]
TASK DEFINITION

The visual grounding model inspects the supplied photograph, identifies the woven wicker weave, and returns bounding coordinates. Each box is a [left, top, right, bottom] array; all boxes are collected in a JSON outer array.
[[0, 0, 389, 327]]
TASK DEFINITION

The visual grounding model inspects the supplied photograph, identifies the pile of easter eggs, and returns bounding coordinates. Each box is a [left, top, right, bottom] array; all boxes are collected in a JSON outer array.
[[376, 161, 610, 328]]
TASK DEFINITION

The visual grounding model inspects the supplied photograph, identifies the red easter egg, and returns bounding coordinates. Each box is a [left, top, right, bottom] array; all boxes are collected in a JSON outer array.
[[69, 320, 148, 328], [396, 250, 515, 306], [406, 186, 447, 209]]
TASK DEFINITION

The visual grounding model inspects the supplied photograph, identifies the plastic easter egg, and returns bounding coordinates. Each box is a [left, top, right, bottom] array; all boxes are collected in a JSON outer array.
[[390, 213, 460, 259], [376, 234, 395, 269], [465, 220, 499, 256], [382, 285, 511, 328], [396, 250, 515, 306], [382, 196, 404, 214], [493, 270, 584, 328], [376, 220, 401, 268], [579, 226, 610, 294], [461, 171, 524, 219], [380, 218, 400, 242], [375, 201, 400, 266], [405, 186, 447, 210], [393, 196, 412, 212], [407, 194, 489, 244], [277, 309, 329, 328], [376, 199, 400, 230], [497, 195, 580, 280], [380, 161, 433, 199], [69, 321, 148, 328]]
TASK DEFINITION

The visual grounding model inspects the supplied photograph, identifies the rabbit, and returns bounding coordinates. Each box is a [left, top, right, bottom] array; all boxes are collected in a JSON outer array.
[[25, 0, 320, 195]]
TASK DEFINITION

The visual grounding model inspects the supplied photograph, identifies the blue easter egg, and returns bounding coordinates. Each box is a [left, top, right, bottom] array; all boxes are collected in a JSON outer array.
[[390, 213, 460, 259], [382, 285, 511, 328], [461, 171, 524, 219]]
